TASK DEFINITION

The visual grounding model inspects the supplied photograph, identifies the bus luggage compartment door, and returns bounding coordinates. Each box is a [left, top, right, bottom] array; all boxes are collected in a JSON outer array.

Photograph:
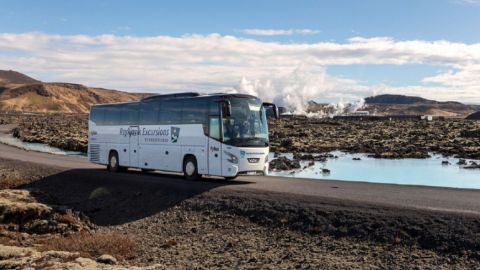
[[129, 126, 140, 167]]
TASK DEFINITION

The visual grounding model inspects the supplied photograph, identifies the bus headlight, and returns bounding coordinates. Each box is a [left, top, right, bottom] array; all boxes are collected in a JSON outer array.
[[224, 151, 238, 164]]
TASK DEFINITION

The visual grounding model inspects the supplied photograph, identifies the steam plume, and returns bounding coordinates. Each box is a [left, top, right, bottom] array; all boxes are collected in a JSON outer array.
[[234, 66, 366, 117]]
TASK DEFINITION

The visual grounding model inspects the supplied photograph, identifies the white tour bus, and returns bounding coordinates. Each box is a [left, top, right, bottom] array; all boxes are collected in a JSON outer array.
[[88, 92, 278, 180]]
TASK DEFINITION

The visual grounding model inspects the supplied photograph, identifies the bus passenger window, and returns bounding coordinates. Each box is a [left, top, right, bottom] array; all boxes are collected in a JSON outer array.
[[104, 106, 121, 125], [120, 104, 139, 125], [159, 100, 183, 124], [183, 99, 208, 125], [90, 107, 105, 125], [140, 101, 160, 125]]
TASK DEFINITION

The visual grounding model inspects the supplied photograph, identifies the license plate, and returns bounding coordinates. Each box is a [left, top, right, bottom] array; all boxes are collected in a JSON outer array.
[[247, 171, 257, 175]]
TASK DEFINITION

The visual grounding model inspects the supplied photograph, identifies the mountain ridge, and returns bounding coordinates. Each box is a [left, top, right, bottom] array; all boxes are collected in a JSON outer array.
[[1, 70, 479, 117], [364, 94, 478, 117], [466, 111, 480, 120], [0, 70, 40, 86], [365, 94, 463, 105], [0, 70, 151, 113]]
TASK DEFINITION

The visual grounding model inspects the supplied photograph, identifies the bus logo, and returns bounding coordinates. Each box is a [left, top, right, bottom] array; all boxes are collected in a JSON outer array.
[[240, 150, 246, 158], [171, 127, 180, 143]]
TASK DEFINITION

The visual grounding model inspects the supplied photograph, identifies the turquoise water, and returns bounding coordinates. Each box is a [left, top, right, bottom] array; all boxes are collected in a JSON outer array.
[[0, 134, 86, 157], [268, 152, 480, 189], [1, 132, 478, 189]]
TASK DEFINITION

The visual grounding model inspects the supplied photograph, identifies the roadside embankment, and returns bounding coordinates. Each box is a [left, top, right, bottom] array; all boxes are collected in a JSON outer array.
[[0, 156, 479, 269], [0, 113, 88, 152]]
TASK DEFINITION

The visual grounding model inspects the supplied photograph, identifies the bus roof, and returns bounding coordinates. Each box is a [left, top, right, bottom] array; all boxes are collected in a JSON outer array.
[[92, 92, 259, 107]]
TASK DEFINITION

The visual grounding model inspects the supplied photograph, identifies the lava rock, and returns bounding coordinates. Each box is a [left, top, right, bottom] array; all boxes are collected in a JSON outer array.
[[269, 157, 301, 171], [96, 254, 118, 265], [457, 159, 467, 165]]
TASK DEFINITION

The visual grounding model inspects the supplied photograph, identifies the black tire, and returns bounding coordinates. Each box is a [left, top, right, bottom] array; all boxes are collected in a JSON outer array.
[[108, 151, 120, 172], [183, 156, 201, 181]]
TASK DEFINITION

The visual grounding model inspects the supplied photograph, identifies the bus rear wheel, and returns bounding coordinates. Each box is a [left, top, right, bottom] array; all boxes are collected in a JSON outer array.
[[183, 156, 201, 181], [108, 151, 124, 172]]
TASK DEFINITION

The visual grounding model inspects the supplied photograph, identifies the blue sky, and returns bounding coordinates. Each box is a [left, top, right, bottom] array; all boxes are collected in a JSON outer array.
[[0, 0, 479, 106], [1, 0, 479, 42]]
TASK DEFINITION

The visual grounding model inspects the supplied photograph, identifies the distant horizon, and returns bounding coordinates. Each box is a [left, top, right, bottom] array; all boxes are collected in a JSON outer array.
[[3, 68, 480, 106], [1, 1, 480, 104]]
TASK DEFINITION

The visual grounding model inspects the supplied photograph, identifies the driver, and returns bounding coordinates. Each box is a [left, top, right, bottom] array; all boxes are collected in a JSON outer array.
[[224, 118, 237, 140]]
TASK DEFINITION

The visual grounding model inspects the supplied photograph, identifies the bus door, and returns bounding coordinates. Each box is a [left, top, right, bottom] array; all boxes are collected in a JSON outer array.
[[208, 117, 222, 176], [129, 125, 140, 167]]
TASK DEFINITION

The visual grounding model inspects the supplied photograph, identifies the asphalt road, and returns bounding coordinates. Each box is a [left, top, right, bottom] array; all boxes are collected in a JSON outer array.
[[1, 142, 480, 215]]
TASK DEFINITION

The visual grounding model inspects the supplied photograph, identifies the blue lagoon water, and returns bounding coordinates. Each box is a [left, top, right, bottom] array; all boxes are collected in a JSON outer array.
[[0, 133, 85, 157], [268, 152, 480, 189]]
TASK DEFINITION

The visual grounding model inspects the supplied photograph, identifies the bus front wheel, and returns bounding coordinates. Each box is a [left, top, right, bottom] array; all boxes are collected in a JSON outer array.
[[183, 156, 201, 181]]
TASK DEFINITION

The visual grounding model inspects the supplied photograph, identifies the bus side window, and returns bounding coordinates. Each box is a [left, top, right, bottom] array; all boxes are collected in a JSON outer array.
[[209, 100, 220, 116], [209, 117, 220, 140], [121, 103, 139, 125], [182, 99, 196, 124], [90, 107, 105, 125], [159, 99, 183, 125], [104, 106, 121, 125], [183, 98, 209, 127], [140, 101, 160, 125]]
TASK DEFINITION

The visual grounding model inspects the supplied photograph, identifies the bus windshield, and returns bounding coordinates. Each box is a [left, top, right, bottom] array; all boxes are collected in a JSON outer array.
[[222, 97, 269, 147]]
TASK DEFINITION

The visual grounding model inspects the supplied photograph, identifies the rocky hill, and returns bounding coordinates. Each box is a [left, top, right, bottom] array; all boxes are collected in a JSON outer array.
[[365, 94, 439, 105], [0, 70, 150, 113], [0, 70, 40, 86], [466, 111, 480, 120], [364, 94, 479, 117]]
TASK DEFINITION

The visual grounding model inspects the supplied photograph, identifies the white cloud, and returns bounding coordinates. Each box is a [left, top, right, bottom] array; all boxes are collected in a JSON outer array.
[[0, 32, 479, 104], [455, 0, 480, 5], [239, 28, 320, 36]]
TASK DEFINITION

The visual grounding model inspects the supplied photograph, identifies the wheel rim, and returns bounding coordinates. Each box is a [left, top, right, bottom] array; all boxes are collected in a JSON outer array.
[[110, 155, 117, 168], [185, 161, 195, 176]]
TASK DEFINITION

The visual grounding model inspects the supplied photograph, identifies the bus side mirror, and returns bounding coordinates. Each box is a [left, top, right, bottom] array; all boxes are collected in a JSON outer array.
[[262, 102, 279, 119], [220, 100, 232, 117], [273, 105, 279, 119]]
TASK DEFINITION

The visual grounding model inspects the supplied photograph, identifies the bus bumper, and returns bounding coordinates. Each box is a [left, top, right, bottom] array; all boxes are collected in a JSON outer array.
[[227, 163, 269, 177], [224, 164, 239, 177]]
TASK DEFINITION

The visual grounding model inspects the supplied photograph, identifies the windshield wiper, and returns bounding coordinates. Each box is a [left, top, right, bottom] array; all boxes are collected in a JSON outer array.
[[244, 137, 268, 146], [224, 137, 268, 147]]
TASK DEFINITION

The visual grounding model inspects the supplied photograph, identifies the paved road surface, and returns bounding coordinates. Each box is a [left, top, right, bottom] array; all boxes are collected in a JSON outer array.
[[1, 142, 479, 215]]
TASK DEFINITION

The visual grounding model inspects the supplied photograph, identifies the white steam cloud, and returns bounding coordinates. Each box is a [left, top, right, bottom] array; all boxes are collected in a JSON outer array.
[[234, 66, 366, 116], [326, 98, 366, 117]]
